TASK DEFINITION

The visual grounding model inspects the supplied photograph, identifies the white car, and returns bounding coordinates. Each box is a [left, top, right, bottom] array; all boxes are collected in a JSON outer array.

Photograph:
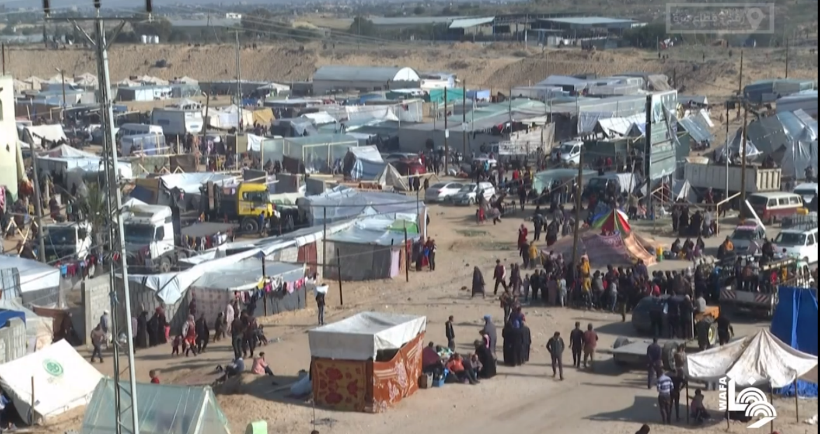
[[774, 226, 819, 264], [551, 140, 584, 165], [449, 182, 496, 206], [424, 182, 464, 203], [793, 182, 818, 205]]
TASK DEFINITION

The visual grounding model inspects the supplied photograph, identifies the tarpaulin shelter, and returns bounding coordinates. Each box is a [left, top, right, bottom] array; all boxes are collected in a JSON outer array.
[[203, 104, 254, 130], [325, 217, 420, 280], [686, 329, 817, 388], [546, 229, 654, 268], [771, 286, 818, 397], [591, 209, 631, 234], [309, 312, 426, 413], [0, 255, 61, 307], [81, 379, 230, 434], [345, 146, 408, 191], [0, 340, 103, 424]]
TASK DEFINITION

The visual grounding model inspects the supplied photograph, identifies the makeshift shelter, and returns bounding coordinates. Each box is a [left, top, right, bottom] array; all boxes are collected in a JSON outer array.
[[309, 312, 426, 413], [777, 110, 818, 179], [203, 104, 254, 130], [591, 209, 631, 234], [0, 298, 55, 352], [0, 255, 61, 307], [686, 329, 817, 388], [546, 228, 655, 268], [325, 217, 418, 280], [81, 379, 229, 434], [0, 340, 103, 424], [771, 286, 818, 397], [297, 186, 426, 230], [20, 125, 67, 148], [345, 146, 408, 191]]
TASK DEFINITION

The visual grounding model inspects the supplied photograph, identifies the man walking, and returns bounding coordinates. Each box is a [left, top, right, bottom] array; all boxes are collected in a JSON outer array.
[[90, 324, 105, 363], [582, 323, 598, 370], [445, 315, 456, 351], [493, 260, 507, 295], [656, 371, 674, 424], [569, 322, 584, 368], [315, 290, 326, 326], [99, 310, 111, 348], [546, 331, 565, 380], [230, 314, 245, 360], [646, 337, 663, 389]]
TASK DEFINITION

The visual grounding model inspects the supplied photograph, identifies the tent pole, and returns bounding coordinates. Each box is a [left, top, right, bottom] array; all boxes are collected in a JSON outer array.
[[336, 247, 344, 306], [793, 379, 799, 423], [769, 387, 774, 433], [404, 227, 409, 283], [685, 381, 690, 425]]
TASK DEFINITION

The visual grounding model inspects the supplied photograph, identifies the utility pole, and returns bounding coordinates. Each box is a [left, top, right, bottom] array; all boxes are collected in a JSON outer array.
[[443, 86, 449, 173], [235, 30, 242, 134], [785, 36, 790, 78], [740, 105, 749, 208], [462, 80, 467, 157], [644, 94, 653, 221], [737, 50, 744, 118], [56, 68, 66, 119], [570, 149, 584, 264], [45, 1, 147, 433], [30, 140, 46, 263], [1, 43, 5, 75], [724, 101, 730, 196]]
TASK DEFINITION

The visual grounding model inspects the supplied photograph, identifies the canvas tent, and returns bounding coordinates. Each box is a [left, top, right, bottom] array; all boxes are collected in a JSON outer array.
[[0, 255, 61, 307], [309, 312, 426, 412], [20, 125, 68, 148], [591, 209, 631, 234], [81, 379, 230, 434], [203, 104, 254, 130], [325, 217, 419, 280], [770, 286, 818, 396], [345, 146, 409, 191], [0, 339, 103, 424], [546, 228, 655, 268], [686, 329, 817, 388]]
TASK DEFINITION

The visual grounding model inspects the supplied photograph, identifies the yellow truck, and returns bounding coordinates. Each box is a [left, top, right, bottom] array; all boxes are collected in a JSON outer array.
[[205, 182, 275, 234]]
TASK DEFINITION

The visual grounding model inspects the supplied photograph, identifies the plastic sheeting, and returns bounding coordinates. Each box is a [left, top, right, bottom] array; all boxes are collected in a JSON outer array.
[[0, 298, 53, 352], [0, 340, 103, 424], [678, 115, 715, 143], [596, 113, 646, 138], [686, 329, 818, 388], [348, 145, 383, 163], [82, 379, 229, 434], [158, 172, 233, 195], [193, 258, 304, 291], [308, 311, 427, 360], [771, 287, 818, 396], [0, 255, 60, 295], [298, 186, 423, 226]]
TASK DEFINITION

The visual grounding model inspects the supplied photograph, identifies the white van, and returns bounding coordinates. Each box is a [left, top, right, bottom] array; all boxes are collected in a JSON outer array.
[[116, 123, 164, 140], [793, 183, 818, 204], [551, 140, 584, 165], [775, 224, 819, 264]]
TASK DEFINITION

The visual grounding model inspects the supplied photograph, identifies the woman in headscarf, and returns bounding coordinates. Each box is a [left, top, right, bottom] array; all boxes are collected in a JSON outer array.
[[136, 309, 149, 349], [509, 263, 521, 295], [147, 310, 159, 347], [225, 301, 236, 335], [471, 266, 485, 298], [481, 315, 497, 357], [156, 307, 168, 345], [182, 315, 197, 356], [195, 313, 210, 353]]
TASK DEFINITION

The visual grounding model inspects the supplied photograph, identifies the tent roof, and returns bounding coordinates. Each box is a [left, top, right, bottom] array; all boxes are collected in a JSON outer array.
[[192, 258, 304, 291], [686, 329, 818, 388], [0, 340, 103, 424], [0, 255, 60, 294], [591, 209, 631, 234], [23, 124, 68, 145], [81, 378, 229, 434], [348, 145, 383, 163], [308, 311, 427, 360]]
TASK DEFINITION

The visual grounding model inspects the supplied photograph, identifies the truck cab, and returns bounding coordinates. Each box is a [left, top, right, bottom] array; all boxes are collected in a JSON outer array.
[[122, 204, 176, 273], [43, 221, 93, 263], [208, 182, 276, 233]]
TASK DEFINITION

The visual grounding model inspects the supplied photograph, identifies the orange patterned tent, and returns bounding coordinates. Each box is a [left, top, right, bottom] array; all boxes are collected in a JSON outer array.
[[309, 312, 426, 413]]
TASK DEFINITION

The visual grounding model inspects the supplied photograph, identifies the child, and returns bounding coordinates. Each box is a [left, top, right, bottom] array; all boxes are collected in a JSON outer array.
[[172, 335, 182, 356], [149, 370, 160, 384], [256, 325, 268, 346]]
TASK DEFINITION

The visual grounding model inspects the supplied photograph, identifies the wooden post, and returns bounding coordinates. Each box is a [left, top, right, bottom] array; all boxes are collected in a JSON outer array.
[[322, 206, 327, 278], [570, 147, 584, 264], [769, 387, 774, 433], [794, 379, 799, 423], [30, 376, 34, 425], [404, 227, 409, 283], [262, 255, 267, 316], [685, 381, 690, 425], [336, 248, 343, 306]]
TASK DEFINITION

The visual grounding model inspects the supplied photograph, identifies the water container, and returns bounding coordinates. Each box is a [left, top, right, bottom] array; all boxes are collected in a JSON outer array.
[[140, 35, 147, 44], [152, 35, 159, 44]]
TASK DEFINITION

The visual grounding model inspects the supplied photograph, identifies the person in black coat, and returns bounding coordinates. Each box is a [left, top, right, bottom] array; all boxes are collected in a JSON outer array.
[[147, 312, 159, 347], [136, 311, 149, 349], [474, 340, 496, 379], [520, 325, 532, 363]]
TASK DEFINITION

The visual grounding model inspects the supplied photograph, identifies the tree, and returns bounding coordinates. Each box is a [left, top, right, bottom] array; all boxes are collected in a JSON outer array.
[[623, 23, 667, 49], [349, 16, 377, 37], [82, 182, 108, 251]]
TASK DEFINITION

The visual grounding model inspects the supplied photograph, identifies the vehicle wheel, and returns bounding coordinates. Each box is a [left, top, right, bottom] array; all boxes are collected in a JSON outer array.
[[662, 341, 678, 371], [613, 336, 631, 349], [159, 257, 172, 273], [707, 319, 719, 347], [241, 218, 259, 234]]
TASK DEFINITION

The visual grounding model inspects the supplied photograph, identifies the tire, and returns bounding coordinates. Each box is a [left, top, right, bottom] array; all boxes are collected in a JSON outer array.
[[241, 217, 259, 234], [159, 257, 172, 273], [707, 319, 719, 346], [613, 336, 631, 349], [662, 341, 678, 371]]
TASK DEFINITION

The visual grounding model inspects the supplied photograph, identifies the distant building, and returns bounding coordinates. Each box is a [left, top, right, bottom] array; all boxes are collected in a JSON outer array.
[[532, 16, 646, 38], [312, 66, 421, 96]]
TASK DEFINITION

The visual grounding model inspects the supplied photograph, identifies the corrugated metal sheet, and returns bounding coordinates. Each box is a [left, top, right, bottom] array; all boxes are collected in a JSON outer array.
[[678, 116, 714, 143], [449, 17, 495, 29], [314, 66, 419, 83]]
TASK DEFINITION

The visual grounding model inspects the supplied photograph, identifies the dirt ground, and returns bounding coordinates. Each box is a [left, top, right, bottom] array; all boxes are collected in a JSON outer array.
[[44, 200, 816, 434], [7, 42, 818, 98]]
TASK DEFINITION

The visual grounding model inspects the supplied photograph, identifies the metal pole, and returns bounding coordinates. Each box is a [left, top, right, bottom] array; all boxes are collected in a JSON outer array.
[[95, 16, 140, 434], [725, 102, 730, 196], [444, 86, 449, 173], [785, 36, 789, 79], [235, 31, 241, 164], [2, 43, 5, 75], [404, 227, 409, 283], [59, 69, 66, 116], [30, 144, 47, 263], [740, 105, 748, 208], [644, 95, 653, 222], [262, 256, 267, 316], [570, 149, 584, 264], [462, 80, 467, 157], [336, 247, 344, 305], [322, 207, 327, 278]]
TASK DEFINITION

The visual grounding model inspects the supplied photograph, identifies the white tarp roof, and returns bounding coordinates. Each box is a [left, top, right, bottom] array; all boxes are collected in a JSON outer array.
[[0, 255, 60, 295], [348, 144, 383, 163], [193, 258, 304, 291], [22, 125, 67, 145], [596, 113, 646, 138], [301, 111, 337, 125], [204, 104, 253, 130], [158, 172, 234, 195], [0, 339, 103, 424], [0, 298, 54, 352], [686, 329, 818, 388], [309, 312, 426, 361], [43, 144, 97, 158]]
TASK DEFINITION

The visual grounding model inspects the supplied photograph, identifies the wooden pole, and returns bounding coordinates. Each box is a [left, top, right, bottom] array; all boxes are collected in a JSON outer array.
[[31, 140, 47, 263], [794, 379, 799, 423], [444, 86, 449, 173], [740, 105, 749, 208], [685, 381, 690, 424], [769, 387, 774, 433], [404, 227, 410, 283], [462, 80, 467, 157], [570, 148, 584, 264], [30, 376, 34, 425], [336, 247, 343, 306], [1, 43, 5, 75]]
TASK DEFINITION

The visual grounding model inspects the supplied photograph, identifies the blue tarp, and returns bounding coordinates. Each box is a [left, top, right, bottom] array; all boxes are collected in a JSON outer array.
[[0, 309, 25, 327], [771, 286, 818, 397]]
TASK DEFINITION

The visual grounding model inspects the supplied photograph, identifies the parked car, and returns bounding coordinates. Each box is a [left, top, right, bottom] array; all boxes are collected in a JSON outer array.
[[384, 153, 420, 164], [449, 182, 496, 206], [550, 140, 584, 165], [393, 160, 426, 176], [774, 223, 819, 264], [729, 224, 767, 256], [424, 182, 464, 203]]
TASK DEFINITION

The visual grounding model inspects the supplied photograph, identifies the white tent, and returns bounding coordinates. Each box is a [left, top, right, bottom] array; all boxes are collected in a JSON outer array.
[[204, 104, 253, 130], [308, 312, 426, 360], [21, 125, 68, 147], [0, 298, 54, 352], [0, 339, 103, 424], [0, 255, 60, 303], [686, 329, 818, 388]]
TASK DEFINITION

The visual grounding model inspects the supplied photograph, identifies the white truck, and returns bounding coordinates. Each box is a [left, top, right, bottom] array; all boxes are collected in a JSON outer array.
[[43, 221, 93, 264], [150, 108, 204, 136], [683, 163, 782, 195], [122, 203, 237, 273]]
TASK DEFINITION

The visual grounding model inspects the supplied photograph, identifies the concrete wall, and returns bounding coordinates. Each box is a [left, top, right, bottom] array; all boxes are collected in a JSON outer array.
[[0, 75, 19, 200], [81, 276, 111, 345], [0, 318, 28, 364]]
